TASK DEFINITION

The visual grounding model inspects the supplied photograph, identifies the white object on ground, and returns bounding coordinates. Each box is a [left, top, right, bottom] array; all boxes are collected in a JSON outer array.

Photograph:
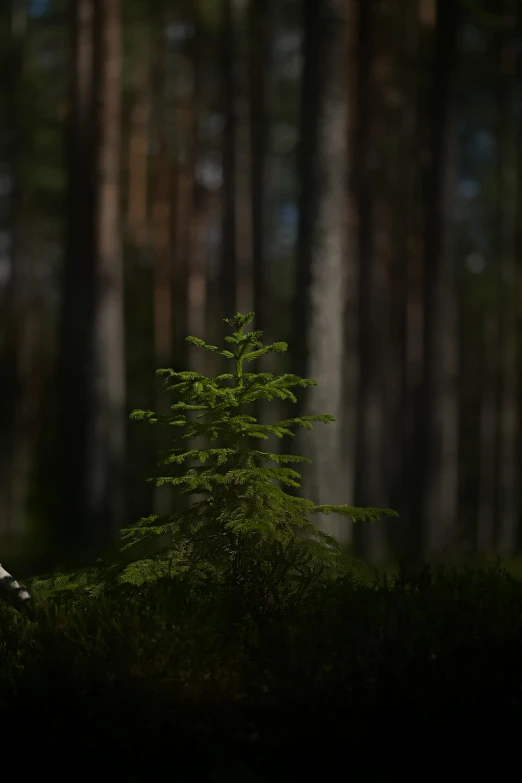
[[0, 563, 31, 602]]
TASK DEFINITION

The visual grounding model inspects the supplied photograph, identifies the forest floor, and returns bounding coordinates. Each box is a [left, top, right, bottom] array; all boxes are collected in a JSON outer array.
[[1, 557, 521, 781]]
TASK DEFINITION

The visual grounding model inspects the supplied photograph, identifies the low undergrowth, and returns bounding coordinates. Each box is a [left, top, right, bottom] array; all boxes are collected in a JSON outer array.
[[2, 315, 517, 778], [2, 559, 522, 779]]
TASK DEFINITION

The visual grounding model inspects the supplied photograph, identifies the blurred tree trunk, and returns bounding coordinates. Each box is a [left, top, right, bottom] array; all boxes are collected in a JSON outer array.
[[186, 0, 207, 375], [58, 0, 95, 562], [398, 2, 424, 559], [406, 0, 438, 560], [90, 0, 126, 553], [0, 0, 53, 560], [340, 0, 359, 550], [419, 0, 460, 559], [497, 9, 520, 556], [249, 0, 273, 340], [10, 300, 47, 539], [173, 18, 192, 372], [151, 5, 173, 518], [200, 2, 224, 382], [0, 0, 28, 538], [353, 0, 389, 563], [293, 0, 350, 543], [219, 0, 253, 346], [183, 0, 208, 510], [58, 0, 125, 563], [220, 0, 238, 332], [248, 0, 277, 430], [517, 0, 522, 557], [127, 59, 150, 251], [233, 0, 253, 318], [477, 313, 499, 552]]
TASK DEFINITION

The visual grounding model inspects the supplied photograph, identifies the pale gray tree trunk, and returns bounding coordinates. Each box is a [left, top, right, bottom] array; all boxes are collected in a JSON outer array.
[[294, 0, 351, 544], [340, 0, 359, 550], [88, 0, 126, 550]]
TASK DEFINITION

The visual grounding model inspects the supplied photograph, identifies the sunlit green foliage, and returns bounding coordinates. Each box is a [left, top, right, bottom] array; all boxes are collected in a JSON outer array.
[[30, 313, 397, 605]]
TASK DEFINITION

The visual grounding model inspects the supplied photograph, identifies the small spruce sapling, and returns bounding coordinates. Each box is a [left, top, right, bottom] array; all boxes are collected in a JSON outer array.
[[30, 313, 397, 606]]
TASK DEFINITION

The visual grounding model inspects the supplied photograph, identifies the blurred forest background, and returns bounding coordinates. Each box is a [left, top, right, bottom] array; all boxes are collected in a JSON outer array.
[[0, 0, 521, 576]]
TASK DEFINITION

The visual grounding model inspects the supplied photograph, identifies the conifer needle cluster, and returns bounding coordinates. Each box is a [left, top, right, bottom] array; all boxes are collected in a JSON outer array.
[[31, 313, 398, 607]]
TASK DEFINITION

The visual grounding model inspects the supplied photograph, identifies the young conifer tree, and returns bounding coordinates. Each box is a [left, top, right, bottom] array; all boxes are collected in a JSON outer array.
[[31, 313, 397, 605]]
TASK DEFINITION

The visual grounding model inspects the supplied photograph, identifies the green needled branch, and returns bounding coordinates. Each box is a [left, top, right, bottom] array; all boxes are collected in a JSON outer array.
[[29, 312, 398, 608]]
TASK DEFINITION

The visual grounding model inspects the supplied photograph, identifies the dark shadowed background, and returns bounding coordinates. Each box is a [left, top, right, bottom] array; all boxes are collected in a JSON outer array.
[[0, 0, 520, 576]]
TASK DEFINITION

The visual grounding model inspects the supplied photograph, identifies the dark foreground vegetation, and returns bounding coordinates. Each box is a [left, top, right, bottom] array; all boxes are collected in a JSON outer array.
[[1, 315, 518, 780], [1, 559, 522, 781]]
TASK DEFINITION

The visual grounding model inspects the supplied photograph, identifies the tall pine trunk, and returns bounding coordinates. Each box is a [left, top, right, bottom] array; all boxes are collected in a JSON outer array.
[[151, 6, 173, 518], [398, 2, 425, 559], [497, 8, 520, 556], [417, 0, 460, 559], [248, 0, 277, 431], [186, 0, 207, 375], [127, 59, 150, 251], [0, 0, 31, 541], [353, 0, 388, 562], [249, 0, 273, 340], [58, 0, 96, 562], [477, 313, 499, 552], [293, 0, 350, 543], [340, 0, 360, 550], [59, 0, 125, 563], [233, 0, 253, 317], [220, 0, 238, 330]]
